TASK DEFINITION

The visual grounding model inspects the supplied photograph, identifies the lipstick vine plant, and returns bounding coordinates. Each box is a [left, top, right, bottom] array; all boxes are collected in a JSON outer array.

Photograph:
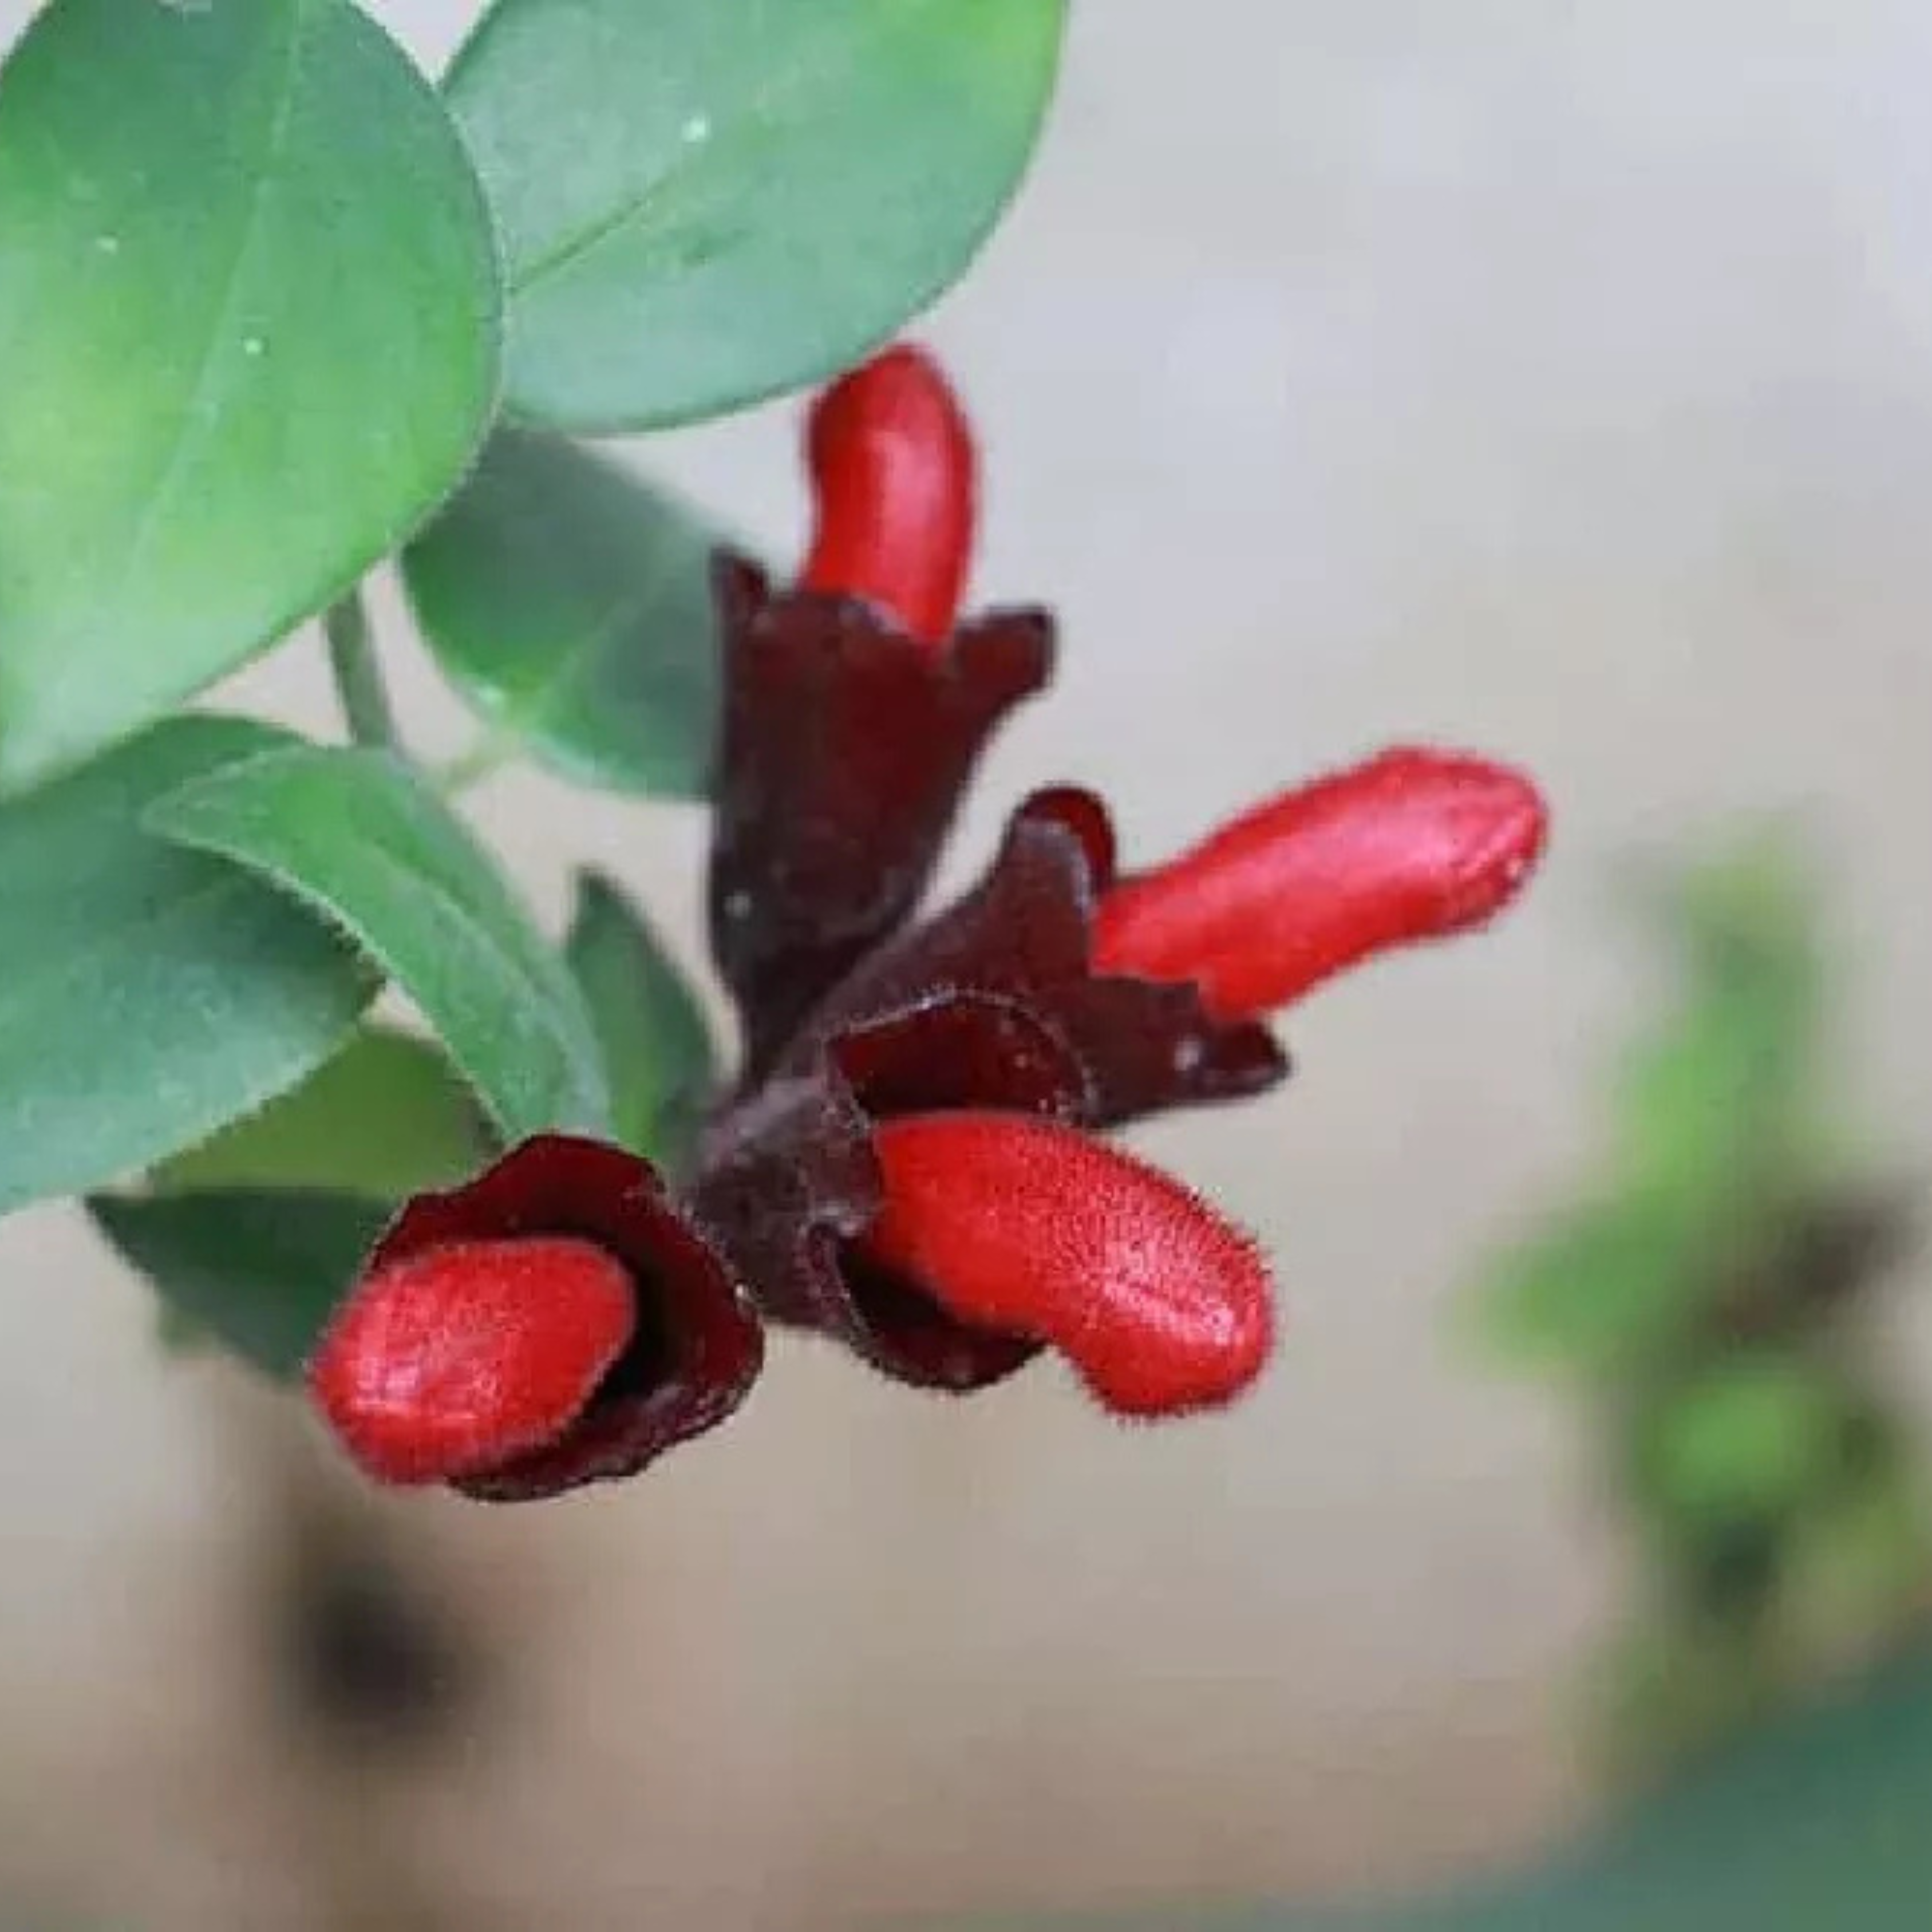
[[1468, 841, 1929, 1776], [0, 0, 1549, 1503]]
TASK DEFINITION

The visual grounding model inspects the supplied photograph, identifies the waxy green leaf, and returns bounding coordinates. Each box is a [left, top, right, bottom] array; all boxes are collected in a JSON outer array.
[[90, 1189, 390, 1382], [0, 718, 373, 1217], [446, 0, 1067, 429], [118, 1024, 492, 1383], [0, 0, 500, 792], [155, 1025, 493, 1200], [148, 746, 611, 1143], [566, 871, 718, 1167], [402, 430, 724, 796]]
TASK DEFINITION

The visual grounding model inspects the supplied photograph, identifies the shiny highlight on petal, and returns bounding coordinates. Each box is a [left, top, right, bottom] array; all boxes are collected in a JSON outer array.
[[1093, 746, 1548, 1020], [308, 1236, 634, 1486], [800, 344, 976, 647], [860, 1112, 1275, 1417]]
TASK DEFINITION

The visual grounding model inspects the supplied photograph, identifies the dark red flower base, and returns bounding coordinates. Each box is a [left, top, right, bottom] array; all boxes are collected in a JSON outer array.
[[707, 555, 1052, 1077]]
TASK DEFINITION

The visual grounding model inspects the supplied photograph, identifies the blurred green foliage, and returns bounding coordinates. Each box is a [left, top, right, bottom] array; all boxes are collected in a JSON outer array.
[[972, 1647, 1932, 1930], [1467, 838, 1931, 1773]]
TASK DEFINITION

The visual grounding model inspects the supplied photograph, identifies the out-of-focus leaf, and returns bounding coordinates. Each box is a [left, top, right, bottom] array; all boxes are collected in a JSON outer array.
[[1636, 1357, 1846, 1531], [1465, 1194, 1709, 1371], [147, 745, 611, 1143], [155, 1026, 492, 1200], [1595, 1619, 1779, 1781], [90, 1189, 389, 1381], [401, 429, 725, 797], [0, 0, 499, 791], [445, 0, 1068, 429], [0, 718, 373, 1217], [564, 870, 718, 1167], [1614, 989, 1811, 1206], [961, 1651, 1932, 1928], [1613, 843, 1823, 1204], [1779, 1465, 1932, 1675]]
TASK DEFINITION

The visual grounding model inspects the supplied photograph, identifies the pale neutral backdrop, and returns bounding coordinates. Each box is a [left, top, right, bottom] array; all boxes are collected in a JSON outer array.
[[5, 3, 1932, 1928]]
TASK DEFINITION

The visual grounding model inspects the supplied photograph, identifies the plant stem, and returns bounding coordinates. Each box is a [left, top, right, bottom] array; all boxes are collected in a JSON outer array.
[[324, 587, 401, 752], [436, 731, 516, 796]]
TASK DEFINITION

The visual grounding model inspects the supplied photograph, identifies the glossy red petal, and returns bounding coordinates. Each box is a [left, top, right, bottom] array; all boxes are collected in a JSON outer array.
[[1093, 746, 1548, 1020], [862, 1113, 1275, 1417], [800, 343, 975, 647], [308, 1236, 633, 1485]]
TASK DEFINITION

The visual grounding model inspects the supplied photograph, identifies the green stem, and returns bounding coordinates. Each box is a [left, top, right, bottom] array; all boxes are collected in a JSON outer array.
[[323, 588, 400, 752], [436, 731, 516, 796]]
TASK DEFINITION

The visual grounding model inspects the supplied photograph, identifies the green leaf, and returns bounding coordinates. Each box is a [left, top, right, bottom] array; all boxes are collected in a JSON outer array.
[[1780, 1465, 1932, 1669], [155, 1026, 493, 1199], [402, 430, 724, 796], [0, 718, 373, 1218], [1637, 1358, 1847, 1530], [1466, 1194, 1710, 1372], [1614, 843, 1824, 1204], [90, 1190, 390, 1381], [445, 0, 1067, 430], [147, 746, 611, 1143], [0, 0, 500, 793], [1040, 1648, 1932, 1929], [565, 871, 718, 1166], [1615, 987, 1813, 1206], [1594, 1617, 1781, 1780]]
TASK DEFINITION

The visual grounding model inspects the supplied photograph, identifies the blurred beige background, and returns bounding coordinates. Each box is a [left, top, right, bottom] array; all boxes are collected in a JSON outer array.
[[6, 1, 1932, 1926]]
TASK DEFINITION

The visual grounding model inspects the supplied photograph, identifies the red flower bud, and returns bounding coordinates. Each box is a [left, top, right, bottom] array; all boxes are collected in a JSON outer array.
[[308, 1236, 634, 1486], [859, 1113, 1274, 1417], [306, 1137, 762, 1502], [1092, 747, 1547, 1021], [800, 343, 975, 647]]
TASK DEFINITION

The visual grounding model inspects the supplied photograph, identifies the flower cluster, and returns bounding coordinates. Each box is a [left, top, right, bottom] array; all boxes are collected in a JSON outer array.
[[309, 347, 1548, 1502]]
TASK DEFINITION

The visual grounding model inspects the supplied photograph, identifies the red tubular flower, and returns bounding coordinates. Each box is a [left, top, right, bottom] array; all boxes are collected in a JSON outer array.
[[685, 785, 1290, 1400], [708, 346, 1052, 1073], [800, 343, 975, 648], [859, 1113, 1274, 1417], [307, 1137, 762, 1502], [1092, 746, 1548, 1021], [298, 344, 1553, 1501]]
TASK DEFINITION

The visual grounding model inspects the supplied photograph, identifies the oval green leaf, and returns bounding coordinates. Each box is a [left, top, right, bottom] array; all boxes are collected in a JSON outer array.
[[147, 746, 611, 1143], [445, 0, 1066, 430], [155, 1025, 493, 1200], [402, 430, 724, 796], [90, 1189, 390, 1382], [0, 0, 501, 793], [566, 871, 719, 1167], [0, 717, 374, 1217]]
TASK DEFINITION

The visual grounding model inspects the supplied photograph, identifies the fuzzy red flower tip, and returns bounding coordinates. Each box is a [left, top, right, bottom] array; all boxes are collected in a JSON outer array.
[[799, 343, 975, 649], [307, 1236, 634, 1485], [859, 1112, 1274, 1417], [1092, 746, 1548, 1021]]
